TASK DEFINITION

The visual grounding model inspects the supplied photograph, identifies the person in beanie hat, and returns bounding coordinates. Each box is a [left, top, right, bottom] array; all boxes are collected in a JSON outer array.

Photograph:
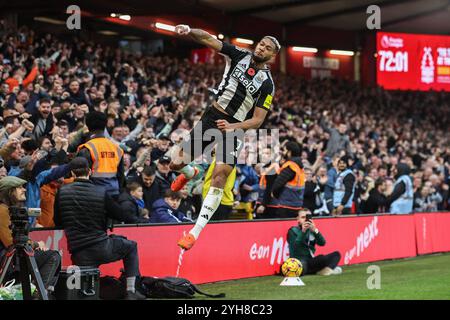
[[0, 176, 61, 297]]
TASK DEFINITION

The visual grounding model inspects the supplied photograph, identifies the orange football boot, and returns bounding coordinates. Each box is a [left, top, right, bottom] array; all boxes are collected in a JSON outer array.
[[171, 167, 199, 192]]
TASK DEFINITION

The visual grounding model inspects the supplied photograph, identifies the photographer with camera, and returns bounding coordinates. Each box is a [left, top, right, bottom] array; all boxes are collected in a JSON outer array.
[[287, 209, 342, 276], [54, 157, 145, 300], [0, 176, 61, 297]]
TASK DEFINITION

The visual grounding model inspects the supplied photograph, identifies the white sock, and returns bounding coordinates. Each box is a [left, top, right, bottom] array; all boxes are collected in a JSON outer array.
[[179, 164, 195, 179], [190, 187, 224, 239], [126, 277, 136, 292]]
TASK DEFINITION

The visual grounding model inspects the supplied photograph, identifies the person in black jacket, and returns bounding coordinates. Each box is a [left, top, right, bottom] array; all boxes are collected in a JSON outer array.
[[117, 182, 150, 223], [31, 97, 54, 141], [54, 157, 145, 300], [360, 178, 388, 214], [140, 165, 165, 212]]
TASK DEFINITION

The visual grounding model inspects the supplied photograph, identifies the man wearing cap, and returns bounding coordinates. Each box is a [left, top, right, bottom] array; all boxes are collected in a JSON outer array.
[[155, 155, 176, 193], [77, 111, 124, 196], [169, 25, 279, 250], [54, 157, 145, 299], [0, 176, 61, 296]]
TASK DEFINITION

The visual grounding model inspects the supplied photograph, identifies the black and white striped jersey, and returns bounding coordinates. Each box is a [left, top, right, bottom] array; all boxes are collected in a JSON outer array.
[[214, 42, 275, 122]]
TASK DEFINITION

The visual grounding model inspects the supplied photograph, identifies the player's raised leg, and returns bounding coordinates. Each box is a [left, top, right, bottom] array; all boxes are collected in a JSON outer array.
[[178, 162, 233, 250]]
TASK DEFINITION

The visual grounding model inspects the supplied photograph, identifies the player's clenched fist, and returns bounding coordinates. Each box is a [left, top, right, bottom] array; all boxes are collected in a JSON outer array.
[[175, 24, 191, 35]]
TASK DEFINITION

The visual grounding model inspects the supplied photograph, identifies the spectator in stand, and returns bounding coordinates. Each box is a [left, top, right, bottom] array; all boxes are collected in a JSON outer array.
[[0, 27, 448, 219], [302, 166, 328, 215], [360, 178, 388, 214], [319, 110, 353, 159], [414, 184, 443, 213], [31, 98, 54, 141], [118, 181, 150, 223], [154, 155, 175, 193], [150, 189, 193, 223], [139, 165, 164, 212]]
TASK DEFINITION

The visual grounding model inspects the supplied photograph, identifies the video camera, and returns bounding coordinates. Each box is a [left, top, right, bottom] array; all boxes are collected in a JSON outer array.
[[9, 207, 41, 244], [9, 206, 41, 222]]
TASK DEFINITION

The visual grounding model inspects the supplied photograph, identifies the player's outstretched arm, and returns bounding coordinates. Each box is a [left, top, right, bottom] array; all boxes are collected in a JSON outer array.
[[175, 24, 223, 51]]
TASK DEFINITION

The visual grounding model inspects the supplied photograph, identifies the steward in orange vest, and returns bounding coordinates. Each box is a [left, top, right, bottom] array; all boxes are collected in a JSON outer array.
[[268, 141, 305, 218], [77, 111, 124, 196]]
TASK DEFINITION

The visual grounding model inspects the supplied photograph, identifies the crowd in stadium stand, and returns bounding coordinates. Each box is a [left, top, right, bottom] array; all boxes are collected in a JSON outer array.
[[0, 26, 449, 227]]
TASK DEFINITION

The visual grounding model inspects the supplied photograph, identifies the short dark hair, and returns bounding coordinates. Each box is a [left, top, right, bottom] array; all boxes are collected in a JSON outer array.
[[39, 98, 52, 105], [86, 111, 107, 131], [56, 120, 69, 127], [375, 178, 385, 189], [4, 116, 19, 126], [142, 165, 156, 177], [285, 141, 302, 157], [69, 157, 90, 177], [163, 189, 182, 200], [126, 181, 142, 193], [21, 139, 38, 153], [38, 136, 52, 148]]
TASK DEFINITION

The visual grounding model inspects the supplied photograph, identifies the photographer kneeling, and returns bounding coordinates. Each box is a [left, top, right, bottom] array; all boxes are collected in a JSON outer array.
[[54, 157, 145, 300], [0, 176, 61, 297], [287, 209, 342, 276]]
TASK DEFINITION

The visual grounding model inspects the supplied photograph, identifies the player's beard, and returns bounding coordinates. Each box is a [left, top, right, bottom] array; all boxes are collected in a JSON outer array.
[[252, 52, 270, 64]]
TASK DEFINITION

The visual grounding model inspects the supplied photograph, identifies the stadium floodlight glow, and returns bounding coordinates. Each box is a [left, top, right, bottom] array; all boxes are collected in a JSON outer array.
[[236, 38, 254, 45], [119, 15, 131, 21], [34, 17, 66, 25], [218, 34, 225, 40], [330, 50, 355, 56], [292, 46, 318, 53], [155, 22, 176, 32], [97, 30, 119, 36]]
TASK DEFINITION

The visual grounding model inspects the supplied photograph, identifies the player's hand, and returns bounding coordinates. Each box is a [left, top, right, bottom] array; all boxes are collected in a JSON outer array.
[[256, 205, 265, 214], [175, 24, 191, 35], [216, 119, 234, 131]]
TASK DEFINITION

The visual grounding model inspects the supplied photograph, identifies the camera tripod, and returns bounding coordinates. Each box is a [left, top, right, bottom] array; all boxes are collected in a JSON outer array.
[[0, 232, 48, 300]]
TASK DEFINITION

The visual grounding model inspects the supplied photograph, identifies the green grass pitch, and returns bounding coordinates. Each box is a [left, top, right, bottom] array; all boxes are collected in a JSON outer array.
[[197, 253, 450, 300]]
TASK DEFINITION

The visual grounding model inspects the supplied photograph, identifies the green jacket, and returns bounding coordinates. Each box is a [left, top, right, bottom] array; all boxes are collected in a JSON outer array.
[[287, 226, 326, 261]]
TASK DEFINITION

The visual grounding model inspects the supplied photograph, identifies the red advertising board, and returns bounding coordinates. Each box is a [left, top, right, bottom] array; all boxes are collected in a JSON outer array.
[[415, 213, 450, 255], [376, 32, 450, 91], [30, 213, 450, 284]]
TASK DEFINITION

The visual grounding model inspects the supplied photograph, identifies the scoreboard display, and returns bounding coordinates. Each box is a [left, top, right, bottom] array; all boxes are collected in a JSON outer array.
[[376, 32, 450, 91]]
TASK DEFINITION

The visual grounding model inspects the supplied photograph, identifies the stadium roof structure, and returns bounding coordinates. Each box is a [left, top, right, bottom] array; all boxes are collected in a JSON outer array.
[[202, 0, 450, 34], [5, 0, 450, 35]]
